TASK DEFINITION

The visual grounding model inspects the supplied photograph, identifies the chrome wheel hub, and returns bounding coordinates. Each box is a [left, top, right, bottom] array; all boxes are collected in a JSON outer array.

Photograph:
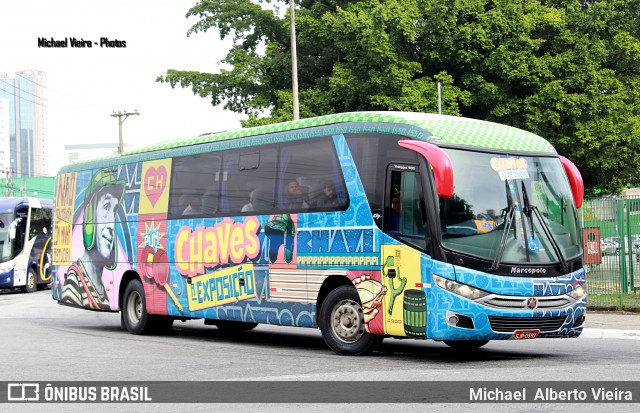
[[331, 299, 365, 343]]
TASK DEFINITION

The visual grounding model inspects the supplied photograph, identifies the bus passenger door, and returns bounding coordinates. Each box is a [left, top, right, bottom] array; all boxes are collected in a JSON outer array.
[[380, 165, 429, 338]]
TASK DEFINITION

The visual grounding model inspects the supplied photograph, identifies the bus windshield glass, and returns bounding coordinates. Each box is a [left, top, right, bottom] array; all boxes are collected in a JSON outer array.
[[0, 212, 16, 262], [439, 149, 581, 265]]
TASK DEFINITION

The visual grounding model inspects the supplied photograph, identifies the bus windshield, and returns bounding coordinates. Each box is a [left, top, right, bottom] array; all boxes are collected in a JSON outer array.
[[0, 212, 16, 263], [439, 149, 581, 266]]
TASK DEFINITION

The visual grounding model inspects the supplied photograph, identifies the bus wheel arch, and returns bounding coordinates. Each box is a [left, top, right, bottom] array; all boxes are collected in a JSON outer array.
[[316, 275, 353, 324], [118, 270, 140, 310], [120, 272, 173, 335]]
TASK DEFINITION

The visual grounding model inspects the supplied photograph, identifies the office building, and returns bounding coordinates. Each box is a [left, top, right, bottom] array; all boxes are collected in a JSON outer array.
[[0, 70, 48, 178], [0, 97, 9, 172]]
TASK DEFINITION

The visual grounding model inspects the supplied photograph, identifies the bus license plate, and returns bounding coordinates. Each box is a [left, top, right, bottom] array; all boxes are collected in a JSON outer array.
[[513, 330, 539, 340]]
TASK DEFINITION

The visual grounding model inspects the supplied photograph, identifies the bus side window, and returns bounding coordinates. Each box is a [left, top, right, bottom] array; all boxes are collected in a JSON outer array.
[[221, 146, 278, 215], [169, 153, 221, 219], [29, 207, 52, 238], [278, 137, 348, 213]]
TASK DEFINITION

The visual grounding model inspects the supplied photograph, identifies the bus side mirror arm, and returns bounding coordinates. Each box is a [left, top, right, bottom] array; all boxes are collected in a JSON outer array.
[[9, 218, 21, 240], [398, 140, 454, 198]]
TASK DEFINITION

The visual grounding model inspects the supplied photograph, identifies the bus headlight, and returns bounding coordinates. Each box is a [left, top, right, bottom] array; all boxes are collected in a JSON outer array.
[[567, 285, 586, 300], [433, 274, 490, 300]]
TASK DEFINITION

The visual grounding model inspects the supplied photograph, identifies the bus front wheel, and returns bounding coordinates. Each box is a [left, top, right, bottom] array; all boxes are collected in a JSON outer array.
[[20, 269, 37, 293], [319, 286, 381, 355], [122, 279, 173, 335]]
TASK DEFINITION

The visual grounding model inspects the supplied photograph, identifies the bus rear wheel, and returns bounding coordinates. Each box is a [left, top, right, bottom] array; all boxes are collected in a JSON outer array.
[[443, 340, 490, 350], [319, 285, 381, 355], [20, 269, 37, 293], [122, 279, 173, 335]]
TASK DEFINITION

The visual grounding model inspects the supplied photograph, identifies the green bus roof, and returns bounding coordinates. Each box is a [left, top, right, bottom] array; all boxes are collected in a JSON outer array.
[[60, 112, 556, 173]]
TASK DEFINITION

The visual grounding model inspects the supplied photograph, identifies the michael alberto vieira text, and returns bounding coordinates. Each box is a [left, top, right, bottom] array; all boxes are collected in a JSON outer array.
[[38, 37, 126, 48], [470, 387, 633, 402]]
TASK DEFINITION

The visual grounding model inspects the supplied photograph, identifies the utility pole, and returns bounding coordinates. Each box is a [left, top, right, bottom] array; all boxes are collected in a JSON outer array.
[[111, 110, 140, 154], [290, 0, 299, 120], [3, 168, 15, 197]]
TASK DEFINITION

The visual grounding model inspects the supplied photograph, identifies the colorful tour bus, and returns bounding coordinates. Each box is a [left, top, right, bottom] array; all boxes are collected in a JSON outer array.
[[51, 112, 585, 355], [0, 197, 53, 293]]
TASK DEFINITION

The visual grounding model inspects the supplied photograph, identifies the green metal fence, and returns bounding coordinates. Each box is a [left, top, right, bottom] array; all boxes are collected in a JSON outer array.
[[581, 196, 640, 310]]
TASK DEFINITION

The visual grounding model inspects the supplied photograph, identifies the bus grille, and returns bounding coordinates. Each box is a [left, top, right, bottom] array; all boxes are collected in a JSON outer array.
[[488, 315, 566, 333], [480, 295, 573, 310]]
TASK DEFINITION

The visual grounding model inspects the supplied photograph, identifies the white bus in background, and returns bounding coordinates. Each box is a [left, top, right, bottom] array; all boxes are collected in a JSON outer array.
[[0, 197, 53, 293]]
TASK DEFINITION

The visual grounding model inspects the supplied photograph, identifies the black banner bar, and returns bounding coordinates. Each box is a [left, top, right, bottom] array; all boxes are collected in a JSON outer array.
[[1, 381, 638, 403]]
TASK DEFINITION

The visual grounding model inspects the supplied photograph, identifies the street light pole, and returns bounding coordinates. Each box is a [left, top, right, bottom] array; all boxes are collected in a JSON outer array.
[[290, 0, 300, 120], [111, 110, 140, 154]]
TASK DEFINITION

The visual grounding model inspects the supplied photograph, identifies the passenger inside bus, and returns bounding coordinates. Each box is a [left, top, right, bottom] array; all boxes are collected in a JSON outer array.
[[241, 190, 255, 212], [179, 192, 218, 217], [390, 187, 401, 231], [310, 180, 339, 208], [180, 194, 203, 216], [283, 179, 309, 210]]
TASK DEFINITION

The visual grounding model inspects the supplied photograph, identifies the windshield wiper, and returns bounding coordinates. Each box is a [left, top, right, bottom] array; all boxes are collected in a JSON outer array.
[[490, 181, 517, 271], [520, 183, 569, 273]]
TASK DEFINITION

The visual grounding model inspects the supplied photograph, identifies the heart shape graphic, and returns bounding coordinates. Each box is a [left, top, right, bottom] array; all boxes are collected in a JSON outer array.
[[144, 165, 167, 207]]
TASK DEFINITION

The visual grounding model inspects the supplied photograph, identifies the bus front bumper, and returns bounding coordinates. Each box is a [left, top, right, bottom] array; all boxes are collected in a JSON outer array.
[[427, 289, 586, 341]]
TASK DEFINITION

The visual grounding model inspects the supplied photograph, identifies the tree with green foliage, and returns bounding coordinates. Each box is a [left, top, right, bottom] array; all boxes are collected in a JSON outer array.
[[157, 0, 640, 195]]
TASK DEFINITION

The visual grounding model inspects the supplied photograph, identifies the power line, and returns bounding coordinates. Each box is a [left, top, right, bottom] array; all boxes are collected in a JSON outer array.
[[15, 72, 107, 113], [0, 79, 48, 109]]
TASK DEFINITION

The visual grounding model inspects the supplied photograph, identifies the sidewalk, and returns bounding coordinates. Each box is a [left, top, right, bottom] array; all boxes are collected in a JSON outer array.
[[581, 311, 640, 339]]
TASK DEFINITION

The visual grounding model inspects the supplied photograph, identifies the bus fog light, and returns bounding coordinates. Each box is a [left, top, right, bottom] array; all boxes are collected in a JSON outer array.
[[448, 315, 459, 325]]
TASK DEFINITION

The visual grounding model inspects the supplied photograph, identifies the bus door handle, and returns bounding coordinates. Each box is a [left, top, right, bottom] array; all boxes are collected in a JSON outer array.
[[239, 278, 246, 286], [387, 269, 396, 279]]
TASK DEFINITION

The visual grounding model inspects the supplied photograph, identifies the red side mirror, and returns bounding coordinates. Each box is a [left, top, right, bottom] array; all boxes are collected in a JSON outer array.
[[398, 140, 454, 198], [559, 155, 583, 209]]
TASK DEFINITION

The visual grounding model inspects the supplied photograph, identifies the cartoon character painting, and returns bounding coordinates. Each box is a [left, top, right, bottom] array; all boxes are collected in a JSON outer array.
[[60, 168, 125, 310]]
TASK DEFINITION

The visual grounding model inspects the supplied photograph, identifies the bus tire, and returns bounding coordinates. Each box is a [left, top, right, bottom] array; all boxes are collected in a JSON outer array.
[[122, 279, 173, 335], [20, 268, 37, 293], [443, 340, 490, 350], [318, 285, 380, 355], [213, 320, 258, 332]]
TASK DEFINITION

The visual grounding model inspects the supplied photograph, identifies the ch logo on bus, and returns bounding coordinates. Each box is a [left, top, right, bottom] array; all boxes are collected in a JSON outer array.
[[526, 297, 538, 309]]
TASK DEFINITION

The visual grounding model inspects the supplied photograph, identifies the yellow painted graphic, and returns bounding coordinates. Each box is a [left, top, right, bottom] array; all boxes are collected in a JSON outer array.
[[381, 245, 425, 337], [187, 264, 257, 311], [52, 172, 77, 265], [139, 159, 171, 214]]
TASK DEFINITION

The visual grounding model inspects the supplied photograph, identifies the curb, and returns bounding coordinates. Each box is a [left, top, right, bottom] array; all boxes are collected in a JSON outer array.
[[581, 328, 640, 340]]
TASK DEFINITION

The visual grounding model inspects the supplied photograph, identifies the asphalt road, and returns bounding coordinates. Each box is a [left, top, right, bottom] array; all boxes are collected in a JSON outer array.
[[1, 289, 638, 412]]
